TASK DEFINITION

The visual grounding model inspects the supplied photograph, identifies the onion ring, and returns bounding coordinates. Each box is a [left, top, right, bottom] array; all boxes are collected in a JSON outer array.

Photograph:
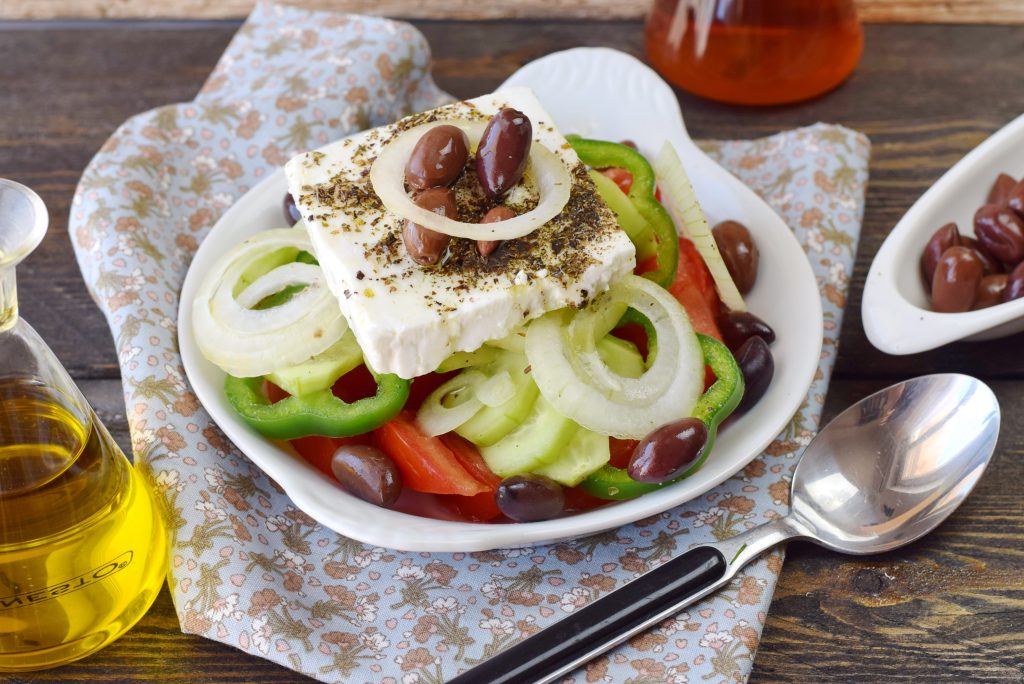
[[525, 275, 703, 439], [192, 228, 348, 378], [370, 120, 572, 240], [416, 370, 487, 437]]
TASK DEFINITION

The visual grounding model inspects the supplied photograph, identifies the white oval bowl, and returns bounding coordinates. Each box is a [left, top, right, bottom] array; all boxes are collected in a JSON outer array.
[[179, 47, 822, 551], [863, 112, 1024, 354]]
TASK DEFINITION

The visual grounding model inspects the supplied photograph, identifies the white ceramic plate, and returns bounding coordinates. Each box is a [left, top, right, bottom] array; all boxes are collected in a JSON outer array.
[[179, 48, 822, 552], [863, 112, 1024, 354]]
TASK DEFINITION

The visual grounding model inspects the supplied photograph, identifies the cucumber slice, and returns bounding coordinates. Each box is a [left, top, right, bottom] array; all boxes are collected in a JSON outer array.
[[479, 395, 578, 477], [476, 370, 516, 407], [455, 351, 538, 446], [232, 247, 300, 297], [533, 427, 610, 486], [436, 346, 500, 373], [589, 169, 658, 262], [265, 331, 362, 396], [596, 336, 645, 379], [455, 381, 537, 446]]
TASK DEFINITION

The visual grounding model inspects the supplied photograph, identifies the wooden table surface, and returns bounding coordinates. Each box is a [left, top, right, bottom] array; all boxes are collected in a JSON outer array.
[[6, 0, 1024, 23], [2, 18, 1024, 684]]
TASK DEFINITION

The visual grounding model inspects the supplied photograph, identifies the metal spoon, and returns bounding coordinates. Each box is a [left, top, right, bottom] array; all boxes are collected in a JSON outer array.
[[450, 374, 1000, 684]]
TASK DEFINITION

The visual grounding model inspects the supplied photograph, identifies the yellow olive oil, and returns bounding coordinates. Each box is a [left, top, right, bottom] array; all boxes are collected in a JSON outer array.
[[0, 376, 167, 671]]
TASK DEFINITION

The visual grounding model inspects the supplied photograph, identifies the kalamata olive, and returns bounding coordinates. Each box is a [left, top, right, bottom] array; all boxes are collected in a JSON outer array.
[[712, 220, 759, 294], [477, 205, 515, 257], [628, 417, 708, 483], [1001, 261, 1024, 303], [495, 474, 564, 522], [734, 336, 775, 415], [403, 188, 455, 265], [405, 125, 470, 191], [331, 445, 402, 508], [961, 236, 1003, 275], [717, 311, 776, 352], [920, 222, 961, 287], [476, 108, 532, 199], [974, 273, 1008, 309], [987, 173, 1018, 206], [974, 204, 1024, 265], [931, 246, 983, 312], [1008, 178, 1024, 221], [284, 193, 302, 226]]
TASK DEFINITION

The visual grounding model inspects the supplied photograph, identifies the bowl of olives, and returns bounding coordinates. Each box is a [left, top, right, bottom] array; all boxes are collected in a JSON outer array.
[[863, 112, 1024, 355]]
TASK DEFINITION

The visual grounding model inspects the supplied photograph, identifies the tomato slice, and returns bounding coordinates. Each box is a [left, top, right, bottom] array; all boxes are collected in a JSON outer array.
[[441, 491, 503, 522], [611, 322, 649, 360], [633, 254, 659, 278], [668, 237, 723, 341], [564, 485, 612, 512], [290, 435, 337, 476], [434, 434, 503, 521], [440, 433, 501, 488], [600, 166, 633, 195], [374, 414, 489, 496], [331, 364, 379, 403], [264, 380, 289, 404], [291, 434, 369, 477], [609, 437, 639, 469]]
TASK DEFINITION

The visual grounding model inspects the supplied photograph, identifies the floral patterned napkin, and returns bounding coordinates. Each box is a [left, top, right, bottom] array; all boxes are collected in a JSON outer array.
[[69, 4, 870, 682]]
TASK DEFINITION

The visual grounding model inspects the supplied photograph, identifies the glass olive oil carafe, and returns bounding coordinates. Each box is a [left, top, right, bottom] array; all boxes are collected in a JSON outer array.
[[0, 180, 167, 671]]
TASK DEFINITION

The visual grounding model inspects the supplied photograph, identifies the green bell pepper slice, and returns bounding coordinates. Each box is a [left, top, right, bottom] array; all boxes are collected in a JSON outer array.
[[568, 136, 679, 288], [224, 370, 410, 440], [580, 334, 744, 500]]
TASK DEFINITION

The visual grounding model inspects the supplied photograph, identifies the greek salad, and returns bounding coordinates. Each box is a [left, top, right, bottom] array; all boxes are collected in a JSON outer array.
[[191, 88, 776, 523]]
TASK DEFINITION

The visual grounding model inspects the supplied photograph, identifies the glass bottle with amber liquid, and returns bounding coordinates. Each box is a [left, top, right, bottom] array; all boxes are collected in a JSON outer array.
[[0, 180, 167, 671], [646, 0, 864, 105]]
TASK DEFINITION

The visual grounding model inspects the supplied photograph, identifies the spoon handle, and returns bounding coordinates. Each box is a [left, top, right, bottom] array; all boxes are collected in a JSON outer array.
[[447, 546, 727, 684]]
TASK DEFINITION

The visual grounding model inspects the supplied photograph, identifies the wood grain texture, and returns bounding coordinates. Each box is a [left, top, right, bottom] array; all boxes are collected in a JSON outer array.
[[3, 18, 1024, 684], [3, 0, 1024, 23]]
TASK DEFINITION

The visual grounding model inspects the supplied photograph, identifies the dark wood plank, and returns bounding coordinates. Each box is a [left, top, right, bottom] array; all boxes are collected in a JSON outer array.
[[4, 19, 1024, 684], [1, 24, 236, 377]]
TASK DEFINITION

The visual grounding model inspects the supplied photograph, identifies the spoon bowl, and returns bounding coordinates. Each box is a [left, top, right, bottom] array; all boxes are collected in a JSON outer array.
[[454, 374, 1000, 684], [789, 373, 999, 554]]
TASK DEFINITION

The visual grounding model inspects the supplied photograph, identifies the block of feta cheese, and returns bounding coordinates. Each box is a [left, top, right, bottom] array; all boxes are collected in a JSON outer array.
[[285, 87, 636, 379]]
